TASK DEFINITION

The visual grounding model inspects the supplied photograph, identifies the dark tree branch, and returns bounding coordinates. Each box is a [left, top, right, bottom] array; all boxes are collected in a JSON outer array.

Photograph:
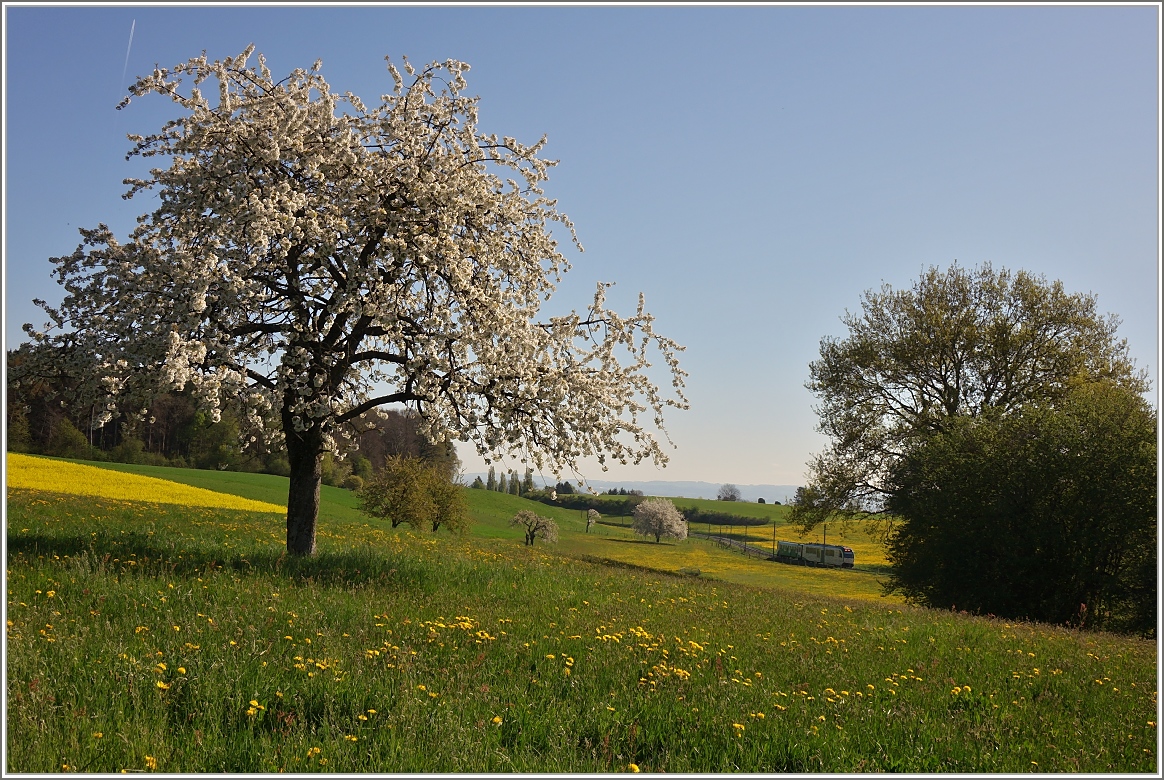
[[336, 391, 422, 423]]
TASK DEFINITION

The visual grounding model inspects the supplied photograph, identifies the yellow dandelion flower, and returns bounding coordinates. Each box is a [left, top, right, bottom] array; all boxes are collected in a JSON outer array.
[[143, 756, 157, 771], [177, 667, 186, 675], [345, 735, 358, 742], [628, 763, 640, 773], [92, 732, 103, 739], [492, 716, 503, 725], [155, 681, 170, 691]]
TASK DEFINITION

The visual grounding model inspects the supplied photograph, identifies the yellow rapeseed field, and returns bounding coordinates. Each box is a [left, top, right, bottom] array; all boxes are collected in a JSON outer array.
[[6, 454, 284, 514]]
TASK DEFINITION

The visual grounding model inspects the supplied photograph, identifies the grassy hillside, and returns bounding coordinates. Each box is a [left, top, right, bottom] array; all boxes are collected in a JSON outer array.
[[6, 473, 1156, 772], [29, 457, 891, 600], [63, 458, 364, 522], [572, 493, 790, 522], [667, 496, 791, 521]]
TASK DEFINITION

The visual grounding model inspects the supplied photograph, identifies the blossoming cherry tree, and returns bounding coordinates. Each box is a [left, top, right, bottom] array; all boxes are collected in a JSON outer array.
[[22, 48, 687, 555]]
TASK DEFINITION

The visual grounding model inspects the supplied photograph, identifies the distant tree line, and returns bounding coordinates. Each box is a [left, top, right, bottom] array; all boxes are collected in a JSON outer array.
[[6, 348, 458, 489], [519, 489, 770, 529], [469, 466, 536, 496], [681, 507, 770, 529]]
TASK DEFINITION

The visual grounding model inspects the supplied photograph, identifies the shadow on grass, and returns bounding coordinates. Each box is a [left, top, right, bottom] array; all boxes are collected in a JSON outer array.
[[607, 538, 681, 546], [569, 552, 706, 581], [6, 531, 434, 592]]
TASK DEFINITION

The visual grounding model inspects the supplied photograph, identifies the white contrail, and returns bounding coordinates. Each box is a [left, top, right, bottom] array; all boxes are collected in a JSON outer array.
[[120, 19, 135, 90]]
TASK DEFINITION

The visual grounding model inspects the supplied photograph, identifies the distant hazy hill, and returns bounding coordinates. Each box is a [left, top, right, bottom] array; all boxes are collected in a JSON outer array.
[[463, 475, 800, 504]]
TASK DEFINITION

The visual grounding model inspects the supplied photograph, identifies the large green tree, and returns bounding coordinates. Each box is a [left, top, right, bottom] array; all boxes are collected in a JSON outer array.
[[792, 263, 1146, 533], [884, 382, 1156, 635]]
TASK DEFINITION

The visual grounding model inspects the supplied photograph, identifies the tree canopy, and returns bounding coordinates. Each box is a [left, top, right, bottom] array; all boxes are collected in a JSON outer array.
[[716, 484, 742, 502], [884, 382, 1156, 635], [16, 47, 687, 555], [791, 263, 1146, 532]]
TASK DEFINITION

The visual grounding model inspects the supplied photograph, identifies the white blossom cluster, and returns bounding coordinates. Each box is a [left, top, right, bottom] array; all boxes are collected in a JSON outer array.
[[22, 47, 688, 477], [631, 498, 688, 543]]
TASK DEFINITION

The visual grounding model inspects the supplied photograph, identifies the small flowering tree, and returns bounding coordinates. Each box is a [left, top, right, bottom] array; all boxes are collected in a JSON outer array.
[[586, 508, 600, 533], [632, 498, 687, 543], [509, 510, 558, 546], [18, 47, 687, 556]]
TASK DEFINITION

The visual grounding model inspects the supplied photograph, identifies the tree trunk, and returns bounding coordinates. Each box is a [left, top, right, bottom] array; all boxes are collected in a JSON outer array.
[[285, 422, 324, 556]]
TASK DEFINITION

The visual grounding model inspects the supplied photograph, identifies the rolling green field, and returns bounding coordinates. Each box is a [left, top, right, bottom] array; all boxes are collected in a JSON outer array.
[[590, 493, 791, 522], [5, 456, 1158, 772], [47, 458, 891, 595]]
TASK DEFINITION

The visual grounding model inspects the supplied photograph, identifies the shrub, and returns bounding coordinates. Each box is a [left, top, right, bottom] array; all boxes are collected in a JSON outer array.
[[109, 436, 147, 465], [886, 383, 1157, 636], [45, 419, 96, 460]]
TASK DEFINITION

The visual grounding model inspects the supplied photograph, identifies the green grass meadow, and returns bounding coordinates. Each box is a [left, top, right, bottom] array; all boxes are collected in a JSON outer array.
[[5, 458, 1158, 772]]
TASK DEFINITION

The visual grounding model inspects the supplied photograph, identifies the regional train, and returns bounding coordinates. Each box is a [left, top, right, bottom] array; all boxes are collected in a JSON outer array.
[[774, 540, 854, 569]]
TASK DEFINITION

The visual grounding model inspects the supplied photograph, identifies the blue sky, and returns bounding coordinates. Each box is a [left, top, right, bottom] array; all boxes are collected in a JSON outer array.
[[3, 5, 1159, 487]]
